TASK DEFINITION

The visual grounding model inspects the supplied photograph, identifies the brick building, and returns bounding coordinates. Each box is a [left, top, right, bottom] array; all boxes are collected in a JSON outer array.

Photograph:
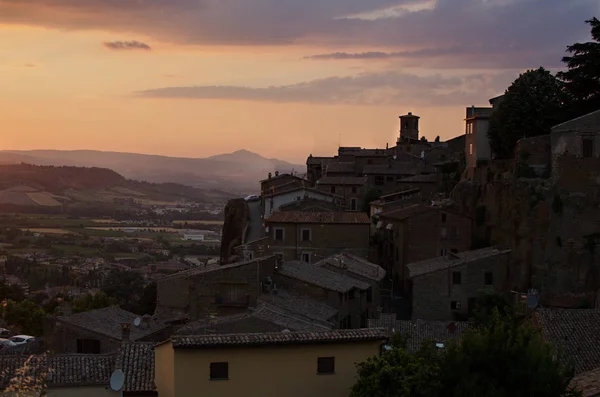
[[45, 307, 170, 354], [264, 211, 370, 263], [314, 252, 386, 318], [408, 247, 511, 321], [275, 260, 371, 329], [374, 203, 473, 292]]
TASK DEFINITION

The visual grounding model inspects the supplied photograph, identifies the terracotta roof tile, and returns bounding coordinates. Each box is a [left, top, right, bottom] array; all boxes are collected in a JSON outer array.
[[316, 252, 386, 282], [378, 204, 437, 221], [278, 260, 370, 293], [116, 342, 156, 393], [407, 247, 511, 278], [535, 308, 600, 374], [266, 211, 370, 224], [171, 328, 389, 348], [571, 367, 600, 397], [363, 163, 419, 176]]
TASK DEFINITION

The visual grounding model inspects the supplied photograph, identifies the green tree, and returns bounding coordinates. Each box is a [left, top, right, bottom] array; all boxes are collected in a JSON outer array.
[[1, 299, 45, 335], [72, 292, 116, 314], [0, 280, 26, 302], [557, 17, 600, 117], [488, 68, 567, 158], [470, 291, 514, 329]]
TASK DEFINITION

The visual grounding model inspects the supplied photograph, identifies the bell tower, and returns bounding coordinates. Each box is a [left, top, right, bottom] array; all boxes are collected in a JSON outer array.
[[397, 112, 420, 144]]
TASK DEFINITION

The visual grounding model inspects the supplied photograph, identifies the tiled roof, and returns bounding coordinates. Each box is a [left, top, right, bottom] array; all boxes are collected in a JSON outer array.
[[368, 315, 468, 353], [263, 186, 338, 199], [57, 306, 168, 341], [378, 204, 436, 221], [0, 354, 115, 389], [551, 109, 600, 133], [535, 308, 600, 374], [265, 211, 370, 224], [159, 257, 267, 281], [571, 367, 600, 397], [397, 174, 438, 183], [307, 156, 334, 165], [408, 247, 511, 278], [278, 261, 370, 293], [254, 301, 333, 332], [326, 162, 355, 174], [172, 328, 389, 348], [363, 163, 419, 176], [117, 342, 156, 393], [263, 289, 338, 323], [316, 252, 386, 282], [316, 176, 366, 185]]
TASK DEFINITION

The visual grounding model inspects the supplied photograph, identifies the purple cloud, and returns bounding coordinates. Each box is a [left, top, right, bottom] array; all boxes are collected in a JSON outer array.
[[104, 40, 151, 50]]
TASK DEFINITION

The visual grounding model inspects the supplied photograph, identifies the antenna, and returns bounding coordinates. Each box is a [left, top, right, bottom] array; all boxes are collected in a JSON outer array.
[[133, 317, 141, 327], [109, 369, 125, 394]]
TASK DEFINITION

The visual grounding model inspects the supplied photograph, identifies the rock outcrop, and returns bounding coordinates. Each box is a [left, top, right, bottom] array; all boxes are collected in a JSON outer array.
[[220, 198, 249, 264]]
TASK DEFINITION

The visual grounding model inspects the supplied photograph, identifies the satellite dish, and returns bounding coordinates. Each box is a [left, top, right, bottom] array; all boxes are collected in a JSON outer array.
[[109, 369, 125, 392], [393, 155, 397, 160], [133, 317, 141, 327]]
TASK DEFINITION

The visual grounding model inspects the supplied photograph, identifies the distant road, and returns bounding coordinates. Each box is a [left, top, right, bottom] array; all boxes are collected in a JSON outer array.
[[245, 200, 264, 243]]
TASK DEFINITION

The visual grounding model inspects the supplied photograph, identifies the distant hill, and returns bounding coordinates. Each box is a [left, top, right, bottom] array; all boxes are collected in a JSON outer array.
[[0, 164, 233, 210], [0, 149, 305, 193]]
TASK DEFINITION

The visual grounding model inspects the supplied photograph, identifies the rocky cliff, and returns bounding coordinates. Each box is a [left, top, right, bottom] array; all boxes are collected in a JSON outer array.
[[220, 198, 249, 264]]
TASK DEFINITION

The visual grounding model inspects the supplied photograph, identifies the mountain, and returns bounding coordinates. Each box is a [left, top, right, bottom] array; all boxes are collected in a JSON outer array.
[[0, 149, 305, 193]]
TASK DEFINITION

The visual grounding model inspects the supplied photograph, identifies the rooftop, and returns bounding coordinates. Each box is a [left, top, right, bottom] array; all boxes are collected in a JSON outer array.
[[571, 367, 600, 397], [363, 163, 419, 176], [326, 162, 355, 174], [306, 155, 334, 165], [316, 176, 366, 185], [397, 174, 438, 183], [408, 247, 511, 278], [378, 203, 437, 221], [369, 316, 468, 352], [316, 252, 386, 282], [263, 289, 338, 323], [259, 173, 306, 184], [551, 108, 600, 133], [116, 342, 156, 393], [535, 308, 600, 374], [56, 306, 168, 341], [263, 186, 338, 199], [171, 328, 389, 348], [265, 211, 370, 224], [278, 260, 370, 293], [158, 256, 269, 281]]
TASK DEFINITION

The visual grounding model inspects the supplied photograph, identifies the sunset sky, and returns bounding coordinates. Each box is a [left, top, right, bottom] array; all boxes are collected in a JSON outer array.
[[1, 0, 598, 163]]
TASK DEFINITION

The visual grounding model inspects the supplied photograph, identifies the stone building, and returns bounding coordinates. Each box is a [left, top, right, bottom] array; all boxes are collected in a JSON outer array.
[[155, 256, 279, 322], [395, 174, 439, 201], [408, 247, 511, 321], [314, 176, 366, 211], [375, 203, 473, 292], [363, 162, 425, 195], [551, 108, 600, 161], [274, 261, 371, 329], [306, 155, 334, 184], [314, 252, 386, 318], [263, 186, 342, 216], [264, 211, 370, 263], [44, 306, 170, 355]]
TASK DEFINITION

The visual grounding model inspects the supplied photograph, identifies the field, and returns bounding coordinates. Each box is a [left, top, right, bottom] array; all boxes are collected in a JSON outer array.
[[21, 228, 74, 235], [86, 227, 180, 232], [172, 220, 224, 225], [90, 218, 119, 224]]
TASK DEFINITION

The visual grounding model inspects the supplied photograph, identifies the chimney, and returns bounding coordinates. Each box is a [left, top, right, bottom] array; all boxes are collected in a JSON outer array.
[[268, 172, 272, 179], [120, 322, 131, 341]]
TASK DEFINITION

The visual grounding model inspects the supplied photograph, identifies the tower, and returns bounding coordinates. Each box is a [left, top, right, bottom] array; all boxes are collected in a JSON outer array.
[[397, 112, 420, 144]]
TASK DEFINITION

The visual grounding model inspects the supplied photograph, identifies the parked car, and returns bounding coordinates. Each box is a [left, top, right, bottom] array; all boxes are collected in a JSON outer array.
[[0, 338, 17, 350], [244, 194, 260, 202], [8, 335, 35, 346], [0, 328, 10, 338]]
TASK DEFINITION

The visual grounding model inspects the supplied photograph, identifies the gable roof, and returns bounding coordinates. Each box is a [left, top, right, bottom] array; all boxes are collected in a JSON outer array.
[[265, 211, 370, 224], [171, 328, 389, 348], [408, 247, 511, 278], [263, 186, 338, 199], [259, 173, 306, 184], [116, 342, 156, 393], [0, 354, 115, 390], [316, 252, 386, 282], [378, 204, 437, 221], [363, 163, 420, 176], [158, 256, 269, 281], [535, 308, 600, 374], [551, 109, 600, 133], [397, 174, 438, 183], [57, 306, 168, 341], [277, 261, 370, 293]]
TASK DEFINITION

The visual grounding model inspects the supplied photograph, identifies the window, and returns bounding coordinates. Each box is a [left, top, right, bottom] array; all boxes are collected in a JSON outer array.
[[77, 339, 100, 354], [386, 176, 394, 182], [375, 176, 385, 186], [451, 248, 458, 254], [367, 287, 372, 302], [451, 301, 461, 310], [210, 362, 229, 380], [485, 272, 494, 286], [317, 357, 335, 374], [469, 144, 473, 155], [583, 137, 594, 158], [301, 228, 311, 241], [330, 185, 336, 194], [352, 186, 357, 194], [441, 213, 447, 223], [452, 271, 461, 285], [274, 228, 284, 241], [350, 198, 357, 211], [301, 252, 311, 263], [440, 248, 447, 256]]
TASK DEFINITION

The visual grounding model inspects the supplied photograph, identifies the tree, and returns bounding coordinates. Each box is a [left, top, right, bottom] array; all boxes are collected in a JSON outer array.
[[557, 17, 600, 117], [72, 292, 116, 314], [470, 291, 514, 329], [1, 299, 45, 335], [488, 68, 567, 158]]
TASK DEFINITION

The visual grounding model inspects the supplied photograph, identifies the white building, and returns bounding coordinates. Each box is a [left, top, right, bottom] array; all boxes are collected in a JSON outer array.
[[263, 187, 339, 215]]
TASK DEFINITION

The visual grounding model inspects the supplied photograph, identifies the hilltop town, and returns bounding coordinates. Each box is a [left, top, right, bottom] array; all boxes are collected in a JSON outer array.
[[0, 16, 599, 397]]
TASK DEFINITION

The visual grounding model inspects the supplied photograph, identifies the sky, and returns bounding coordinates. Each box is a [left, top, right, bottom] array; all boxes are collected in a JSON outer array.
[[0, 0, 598, 163]]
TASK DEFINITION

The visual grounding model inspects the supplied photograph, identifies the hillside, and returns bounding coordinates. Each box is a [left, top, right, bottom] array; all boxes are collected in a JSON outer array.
[[0, 149, 304, 193], [0, 164, 233, 210]]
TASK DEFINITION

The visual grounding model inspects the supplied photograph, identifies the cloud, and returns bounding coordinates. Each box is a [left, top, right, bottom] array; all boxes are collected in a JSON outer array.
[[20, 64, 37, 68], [103, 40, 151, 50], [136, 70, 517, 106], [0, 0, 596, 68]]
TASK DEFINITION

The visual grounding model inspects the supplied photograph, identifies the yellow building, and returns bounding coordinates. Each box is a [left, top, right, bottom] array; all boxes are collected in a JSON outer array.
[[155, 328, 388, 397]]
